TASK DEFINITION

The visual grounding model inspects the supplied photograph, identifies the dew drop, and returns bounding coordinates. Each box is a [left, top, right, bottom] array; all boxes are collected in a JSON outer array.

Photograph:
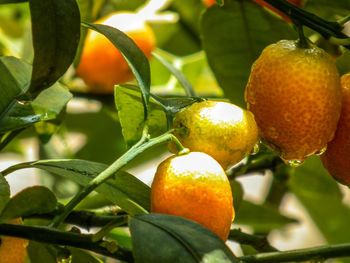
[[315, 146, 327, 156], [282, 158, 305, 167], [250, 143, 260, 155]]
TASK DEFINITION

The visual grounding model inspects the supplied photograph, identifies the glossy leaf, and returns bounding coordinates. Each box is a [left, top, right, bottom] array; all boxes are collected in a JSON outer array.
[[28, 0, 80, 93], [0, 186, 57, 221], [290, 156, 350, 244], [201, 0, 296, 107], [3, 159, 150, 215], [0, 175, 10, 214], [234, 200, 297, 233], [84, 22, 151, 117], [130, 214, 238, 263], [115, 85, 167, 146], [0, 83, 72, 134], [0, 56, 31, 114]]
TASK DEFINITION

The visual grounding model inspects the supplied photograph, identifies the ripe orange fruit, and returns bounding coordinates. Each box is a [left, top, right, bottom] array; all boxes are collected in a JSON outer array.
[[252, 0, 304, 22], [76, 12, 155, 94], [202, 0, 216, 7], [321, 73, 350, 186], [151, 152, 234, 241], [245, 40, 342, 165], [171, 100, 258, 170], [0, 218, 28, 263]]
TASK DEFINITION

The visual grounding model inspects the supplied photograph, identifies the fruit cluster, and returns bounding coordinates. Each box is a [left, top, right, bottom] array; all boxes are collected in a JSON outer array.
[[77, 7, 349, 242]]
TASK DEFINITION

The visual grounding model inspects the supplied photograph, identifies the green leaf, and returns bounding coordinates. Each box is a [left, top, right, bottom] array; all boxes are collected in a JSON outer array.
[[130, 214, 239, 263], [151, 95, 203, 116], [115, 85, 167, 146], [234, 200, 297, 233], [230, 180, 244, 213], [304, 0, 350, 18], [27, 241, 57, 263], [0, 0, 26, 3], [0, 186, 57, 221], [71, 248, 103, 263], [336, 50, 350, 75], [3, 159, 150, 215], [200, 0, 296, 107], [28, 0, 80, 93], [108, 227, 132, 249], [0, 56, 31, 114], [152, 49, 196, 97], [84, 22, 151, 117], [0, 175, 10, 215], [290, 156, 350, 244], [0, 83, 72, 134]]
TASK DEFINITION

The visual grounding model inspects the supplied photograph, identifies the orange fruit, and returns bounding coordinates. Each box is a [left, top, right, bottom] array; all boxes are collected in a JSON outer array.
[[245, 40, 342, 165], [171, 100, 258, 170], [321, 73, 350, 186], [202, 0, 216, 7], [0, 218, 28, 263], [252, 0, 304, 22], [151, 152, 234, 241], [76, 12, 155, 94]]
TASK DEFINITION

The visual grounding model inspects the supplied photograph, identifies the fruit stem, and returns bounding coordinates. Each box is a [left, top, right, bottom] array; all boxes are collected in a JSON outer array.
[[170, 134, 190, 155], [328, 36, 350, 46], [295, 23, 310, 49], [49, 130, 175, 228], [262, 0, 350, 49]]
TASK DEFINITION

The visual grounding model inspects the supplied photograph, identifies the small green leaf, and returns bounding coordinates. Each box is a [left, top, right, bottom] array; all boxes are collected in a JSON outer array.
[[84, 22, 151, 117], [27, 241, 57, 263], [336, 50, 350, 75], [115, 85, 167, 146], [0, 186, 57, 221], [0, 175, 10, 214], [230, 180, 244, 213], [234, 200, 297, 233], [201, 0, 296, 107], [0, 83, 72, 134], [130, 214, 239, 263], [0, 56, 31, 114], [71, 248, 103, 263], [28, 0, 80, 93], [108, 227, 132, 249], [152, 49, 196, 97], [3, 159, 150, 215]]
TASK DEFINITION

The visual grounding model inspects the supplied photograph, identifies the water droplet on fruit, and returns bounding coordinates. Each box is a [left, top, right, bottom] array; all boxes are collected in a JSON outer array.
[[315, 146, 327, 156], [250, 143, 260, 155], [282, 158, 305, 167], [267, 127, 279, 139]]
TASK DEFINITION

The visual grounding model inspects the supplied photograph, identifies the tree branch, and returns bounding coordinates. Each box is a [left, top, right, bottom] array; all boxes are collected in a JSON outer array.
[[229, 229, 277, 253], [0, 222, 133, 262], [262, 0, 350, 49], [239, 242, 350, 262]]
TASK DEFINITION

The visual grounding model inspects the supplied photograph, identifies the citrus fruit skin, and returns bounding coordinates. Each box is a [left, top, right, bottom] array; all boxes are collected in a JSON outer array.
[[321, 73, 350, 186], [171, 100, 258, 170], [0, 218, 28, 263], [76, 12, 155, 94], [245, 40, 342, 163], [151, 152, 234, 241]]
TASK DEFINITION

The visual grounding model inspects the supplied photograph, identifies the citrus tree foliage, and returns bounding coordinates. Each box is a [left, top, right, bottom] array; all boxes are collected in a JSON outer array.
[[0, 0, 350, 262]]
